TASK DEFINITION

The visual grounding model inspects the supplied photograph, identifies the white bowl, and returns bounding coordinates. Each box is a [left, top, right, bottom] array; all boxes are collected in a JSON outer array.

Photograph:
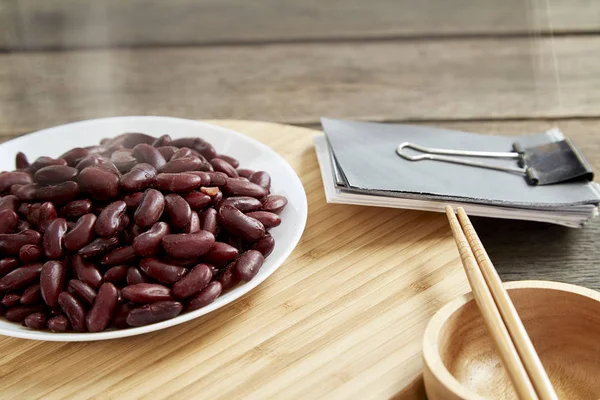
[[0, 116, 308, 341]]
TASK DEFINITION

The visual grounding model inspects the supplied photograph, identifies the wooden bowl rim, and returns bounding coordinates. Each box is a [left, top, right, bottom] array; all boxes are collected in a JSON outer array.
[[422, 280, 600, 400]]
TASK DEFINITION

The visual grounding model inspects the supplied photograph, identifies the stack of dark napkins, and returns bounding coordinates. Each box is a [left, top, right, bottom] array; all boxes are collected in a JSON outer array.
[[314, 118, 600, 227]]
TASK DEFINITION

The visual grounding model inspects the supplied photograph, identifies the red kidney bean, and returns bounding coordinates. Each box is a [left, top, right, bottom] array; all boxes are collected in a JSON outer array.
[[206, 172, 227, 186], [262, 195, 288, 214], [58, 292, 86, 332], [103, 266, 129, 283], [59, 147, 89, 166], [202, 242, 239, 265], [170, 137, 217, 160], [246, 211, 281, 229], [20, 284, 41, 305], [68, 279, 97, 305], [170, 147, 195, 160], [122, 283, 172, 303], [16, 220, 33, 232], [95, 200, 126, 237], [139, 258, 187, 284], [218, 264, 240, 290], [64, 214, 97, 251], [0, 263, 43, 291], [120, 163, 157, 192], [118, 132, 156, 149], [0, 209, 18, 234], [33, 165, 78, 185], [132, 143, 166, 170], [100, 246, 137, 266], [58, 199, 93, 219], [5, 305, 44, 322], [152, 134, 172, 148], [123, 191, 144, 210], [78, 166, 119, 200], [134, 189, 165, 228], [0, 195, 20, 212], [186, 211, 200, 234], [38, 202, 57, 232], [234, 250, 265, 281], [24, 312, 47, 329], [130, 224, 145, 238], [112, 303, 135, 328], [2, 293, 21, 308], [40, 260, 66, 307], [251, 233, 275, 258], [47, 314, 70, 331], [223, 178, 268, 198], [31, 157, 67, 172], [157, 146, 178, 160], [172, 263, 212, 299], [249, 171, 271, 190], [187, 281, 222, 311], [132, 222, 170, 257], [237, 168, 254, 178], [160, 157, 203, 174], [20, 202, 41, 226], [110, 150, 137, 173], [210, 158, 239, 178], [216, 155, 239, 169], [184, 191, 212, 210], [212, 190, 223, 206], [0, 172, 32, 194], [72, 254, 103, 289], [162, 231, 215, 259], [86, 282, 119, 332], [200, 208, 218, 235], [0, 258, 19, 277], [218, 205, 265, 242], [16, 152, 30, 169], [164, 194, 192, 229], [221, 196, 263, 212], [0, 230, 42, 255], [154, 173, 202, 192], [185, 171, 211, 185], [127, 300, 182, 326], [43, 218, 68, 259], [126, 267, 150, 285], [35, 181, 80, 204], [11, 183, 37, 201], [159, 255, 198, 267], [19, 244, 43, 264]]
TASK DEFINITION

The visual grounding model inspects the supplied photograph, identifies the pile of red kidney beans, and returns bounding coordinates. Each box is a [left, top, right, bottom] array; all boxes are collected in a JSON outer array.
[[0, 133, 287, 332]]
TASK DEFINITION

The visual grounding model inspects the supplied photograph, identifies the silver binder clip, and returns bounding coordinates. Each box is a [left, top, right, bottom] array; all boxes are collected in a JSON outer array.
[[396, 138, 593, 186]]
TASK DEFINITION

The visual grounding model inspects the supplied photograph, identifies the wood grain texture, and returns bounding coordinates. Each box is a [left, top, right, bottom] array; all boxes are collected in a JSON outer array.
[[0, 120, 469, 399], [1, 0, 599, 50], [2, 36, 600, 135]]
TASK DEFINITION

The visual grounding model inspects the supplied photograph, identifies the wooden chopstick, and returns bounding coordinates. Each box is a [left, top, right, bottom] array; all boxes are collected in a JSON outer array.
[[455, 207, 558, 400], [445, 206, 539, 400]]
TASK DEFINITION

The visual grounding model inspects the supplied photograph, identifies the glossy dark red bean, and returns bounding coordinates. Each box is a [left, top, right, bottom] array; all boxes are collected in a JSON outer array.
[[20, 203, 41, 226], [58, 292, 86, 332], [210, 158, 238, 178], [157, 146, 178, 160], [164, 194, 192, 229], [216, 155, 239, 169], [185, 171, 211, 185], [186, 211, 200, 233], [234, 250, 265, 281], [170, 148, 195, 160], [2, 293, 21, 308], [187, 281, 222, 311], [131, 224, 145, 238], [237, 168, 254, 178], [120, 163, 157, 192], [5, 305, 44, 322], [0, 230, 42, 255], [201, 208, 218, 235], [20, 284, 41, 305], [16, 152, 30, 169], [132, 222, 170, 256], [59, 147, 89, 166], [170, 137, 217, 160], [139, 258, 187, 284], [251, 233, 275, 258], [47, 314, 70, 331], [202, 242, 239, 265], [134, 189, 165, 228], [75, 154, 110, 171], [132, 143, 166, 170], [246, 211, 281, 229], [23, 312, 47, 329], [184, 191, 212, 210], [154, 173, 202, 192], [162, 231, 215, 259], [123, 192, 144, 210], [0, 258, 19, 277], [19, 244, 43, 263], [172, 263, 212, 299], [0, 263, 43, 291], [72, 254, 103, 289], [101, 266, 128, 284], [31, 156, 67, 172], [206, 172, 227, 186], [40, 260, 66, 307], [64, 214, 97, 251], [152, 134, 172, 148], [126, 300, 182, 326], [220, 196, 263, 212], [218, 264, 240, 291], [218, 205, 265, 242], [118, 132, 156, 149], [35, 181, 80, 204], [38, 202, 57, 232], [122, 283, 172, 303], [112, 303, 135, 328], [100, 246, 137, 266], [0, 171, 32, 193], [86, 282, 119, 332], [78, 166, 119, 201], [95, 200, 126, 237], [160, 157, 203, 173], [68, 279, 97, 305], [0, 195, 20, 212], [0, 209, 18, 234], [261, 195, 288, 214], [111, 149, 138, 173], [43, 218, 68, 259], [126, 267, 150, 285], [223, 178, 268, 198], [33, 165, 78, 185], [248, 171, 271, 190], [58, 199, 93, 219], [10, 183, 37, 201]]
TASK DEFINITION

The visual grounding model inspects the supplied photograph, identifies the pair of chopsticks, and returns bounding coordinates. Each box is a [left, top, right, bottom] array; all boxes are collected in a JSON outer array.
[[445, 206, 558, 400]]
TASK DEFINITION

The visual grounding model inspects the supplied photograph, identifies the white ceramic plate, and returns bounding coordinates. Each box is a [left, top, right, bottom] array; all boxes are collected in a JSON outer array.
[[0, 116, 308, 341]]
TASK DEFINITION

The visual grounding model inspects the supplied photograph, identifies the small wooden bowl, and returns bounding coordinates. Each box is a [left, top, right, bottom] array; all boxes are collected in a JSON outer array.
[[423, 280, 600, 399]]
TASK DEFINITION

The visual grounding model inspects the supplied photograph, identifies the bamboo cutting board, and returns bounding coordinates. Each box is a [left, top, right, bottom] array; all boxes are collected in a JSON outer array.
[[0, 120, 469, 399]]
